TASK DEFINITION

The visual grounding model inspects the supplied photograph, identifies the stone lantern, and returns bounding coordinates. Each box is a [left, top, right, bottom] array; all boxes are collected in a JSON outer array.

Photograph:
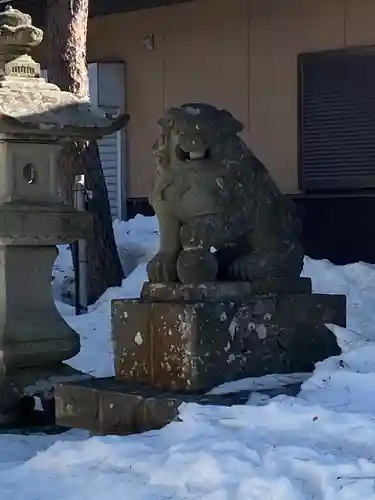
[[0, 6, 128, 422]]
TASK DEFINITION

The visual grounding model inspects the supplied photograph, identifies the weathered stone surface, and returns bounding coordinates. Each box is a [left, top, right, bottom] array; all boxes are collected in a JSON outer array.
[[55, 378, 182, 435], [147, 103, 303, 285], [55, 377, 301, 435], [0, 246, 80, 369], [0, 204, 90, 245], [55, 382, 100, 431], [141, 278, 312, 302], [112, 300, 152, 386], [113, 291, 345, 392]]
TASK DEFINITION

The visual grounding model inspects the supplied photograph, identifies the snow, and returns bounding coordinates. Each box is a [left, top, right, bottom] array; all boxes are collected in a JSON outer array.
[[2, 215, 375, 499], [53, 215, 158, 377]]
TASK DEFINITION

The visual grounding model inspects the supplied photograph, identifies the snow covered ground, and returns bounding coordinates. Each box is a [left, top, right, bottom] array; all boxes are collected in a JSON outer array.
[[2, 215, 375, 499]]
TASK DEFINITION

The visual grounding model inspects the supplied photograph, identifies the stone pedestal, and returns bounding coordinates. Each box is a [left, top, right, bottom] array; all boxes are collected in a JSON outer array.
[[55, 278, 345, 435], [112, 279, 345, 392]]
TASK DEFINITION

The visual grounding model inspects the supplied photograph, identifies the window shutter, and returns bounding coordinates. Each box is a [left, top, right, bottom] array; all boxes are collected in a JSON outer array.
[[97, 118, 121, 219], [299, 48, 375, 191], [89, 62, 125, 219]]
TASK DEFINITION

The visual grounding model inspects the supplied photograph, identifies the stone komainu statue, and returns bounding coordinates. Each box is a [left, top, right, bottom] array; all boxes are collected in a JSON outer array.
[[147, 103, 304, 285]]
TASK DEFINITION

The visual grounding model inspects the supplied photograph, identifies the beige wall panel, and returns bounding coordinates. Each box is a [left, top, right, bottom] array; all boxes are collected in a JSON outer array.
[[41, 0, 364, 199], [163, 0, 250, 139], [346, 0, 375, 47], [88, 10, 164, 198], [249, 0, 346, 193]]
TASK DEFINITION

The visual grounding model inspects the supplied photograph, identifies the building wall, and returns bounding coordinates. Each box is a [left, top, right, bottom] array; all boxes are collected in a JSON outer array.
[[85, 0, 375, 198]]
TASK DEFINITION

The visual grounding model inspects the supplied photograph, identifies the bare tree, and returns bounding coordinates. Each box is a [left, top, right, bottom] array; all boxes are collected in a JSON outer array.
[[45, 0, 125, 304]]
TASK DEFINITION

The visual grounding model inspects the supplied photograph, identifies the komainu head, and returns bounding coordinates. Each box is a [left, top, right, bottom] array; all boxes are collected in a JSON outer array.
[[153, 103, 245, 169]]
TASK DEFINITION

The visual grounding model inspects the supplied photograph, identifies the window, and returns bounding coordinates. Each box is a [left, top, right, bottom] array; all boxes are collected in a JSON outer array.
[[298, 47, 375, 191]]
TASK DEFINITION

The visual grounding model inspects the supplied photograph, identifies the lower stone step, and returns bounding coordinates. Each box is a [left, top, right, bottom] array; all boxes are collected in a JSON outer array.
[[55, 377, 302, 436]]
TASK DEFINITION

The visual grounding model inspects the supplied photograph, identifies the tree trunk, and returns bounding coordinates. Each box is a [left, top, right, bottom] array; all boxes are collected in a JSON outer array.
[[45, 0, 124, 305]]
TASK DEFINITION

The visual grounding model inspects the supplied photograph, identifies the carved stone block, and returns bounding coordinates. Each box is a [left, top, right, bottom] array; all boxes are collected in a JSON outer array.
[[112, 285, 345, 392], [55, 378, 183, 436], [112, 300, 152, 386], [141, 278, 312, 302], [55, 377, 299, 436]]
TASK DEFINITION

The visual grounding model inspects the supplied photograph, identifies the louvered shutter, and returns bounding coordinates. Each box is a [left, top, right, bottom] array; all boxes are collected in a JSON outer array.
[[96, 124, 121, 219], [89, 62, 125, 219], [299, 48, 375, 191]]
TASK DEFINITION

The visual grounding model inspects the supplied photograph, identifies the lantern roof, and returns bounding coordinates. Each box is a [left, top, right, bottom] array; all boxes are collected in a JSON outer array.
[[0, 6, 129, 140]]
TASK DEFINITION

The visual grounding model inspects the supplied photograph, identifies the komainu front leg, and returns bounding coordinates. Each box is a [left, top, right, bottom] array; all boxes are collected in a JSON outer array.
[[147, 251, 179, 282], [177, 217, 226, 284], [147, 209, 181, 283], [176, 248, 218, 284]]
